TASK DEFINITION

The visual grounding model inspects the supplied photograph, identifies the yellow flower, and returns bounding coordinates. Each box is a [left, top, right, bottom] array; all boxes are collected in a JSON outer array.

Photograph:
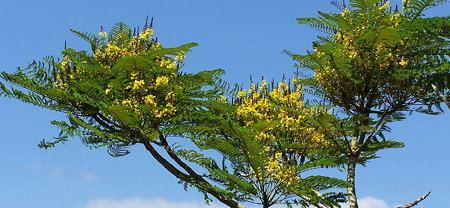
[[175, 53, 185, 62], [278, 82, 287, 90], [104, 84, 113, 95], [98, 31, 107, 37], [275, 152, 282, 159], [143, 94, 156, 106], [219, 95, 228, 102], [260, 80, 268, 89], [334, 32, 342, 40], [132, 80, 145, 90], [60, 56, 70, 69], [237, 90, 246, 98], [341, 8, 349, 17], [399, 58, 408, 66], [349, 51, 358, 59], [379, 1, 390, 10], [130, 72, 138, 80], [154, 102, 177, 118], [139, 28, 154, 39], [157, 59, 177, 69], [155, 76, 169, 86], [121, 99, 132, 106], [165, 91, 175, 101]]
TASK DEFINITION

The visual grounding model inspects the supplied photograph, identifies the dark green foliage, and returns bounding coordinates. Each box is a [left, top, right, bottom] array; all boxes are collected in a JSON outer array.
[[291, 0, 449, 207]]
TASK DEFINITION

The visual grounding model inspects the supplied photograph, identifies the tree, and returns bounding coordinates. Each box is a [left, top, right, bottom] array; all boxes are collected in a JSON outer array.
[[0, 21, 348, 208], [290, 0, 449, 207], [193, 79, 349, 208], [0, 22, 244, 207]]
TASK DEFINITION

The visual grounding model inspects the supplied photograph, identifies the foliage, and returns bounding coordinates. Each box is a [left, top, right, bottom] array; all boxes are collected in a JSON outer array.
[[290, 0, 449, 207], [0, 22, 243, 207], [1, 1, 448, 208], [188, 79, 349, 208], [0, 21, 348, 208]]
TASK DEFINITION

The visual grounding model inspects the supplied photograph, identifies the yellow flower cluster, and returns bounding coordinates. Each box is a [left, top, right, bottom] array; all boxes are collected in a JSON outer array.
[[266, 152, 299, 186], [155, 76, 169, 86], [143, 94, 157, 106], [139, 28, 153, 39], [95, 42, 139, 67], [156, 58, 177, 69], [235, 81, 330, 186], [54, 56, 77, 89], [98, 31, 107, 37], [55, 26, 182, 121], [236, 80, 330, 148], [154, 102, 176, 118], [93, 28, 160, 68], [132, 80, 145, 90], [114, 69, 177, 119], [313, 3, 411, 92]]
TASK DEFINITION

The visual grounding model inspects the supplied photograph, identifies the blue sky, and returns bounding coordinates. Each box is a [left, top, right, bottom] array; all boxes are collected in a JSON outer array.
[[0, 1, 448, 207]]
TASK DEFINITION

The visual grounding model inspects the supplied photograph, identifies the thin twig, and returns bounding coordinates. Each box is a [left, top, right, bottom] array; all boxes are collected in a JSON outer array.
[[396, 191, 431, 208], [432, 84, 450, 110]]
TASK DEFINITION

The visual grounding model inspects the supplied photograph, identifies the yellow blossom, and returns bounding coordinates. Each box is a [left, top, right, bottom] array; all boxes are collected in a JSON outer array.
[[379, 1, 390, 10], [157, 59, 177, 69], [60, 56, 70, 69], [399, 58, 408, 66], [341, 8, 349, 17], [143, 94, 156, 106], [165, 91, 175, 101], [155, 76, 169, 86], [219, 95, 228, 102], [132, 80, 145, 90], [121, 99, 132, 106], [237, 90, 246, 98], [98, 31, 107, 37], [175, 53, 185, 62], [139, 28, 154, 39], [260, 80, 268, 89], [105, 84, 113, 95]]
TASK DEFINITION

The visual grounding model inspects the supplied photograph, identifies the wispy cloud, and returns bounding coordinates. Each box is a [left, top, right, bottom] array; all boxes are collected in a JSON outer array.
[[84, 198, 226, 208], [358, 197, 390, 208], [80, 173, 97, 182], [341, 196, 391, 208], [85, 196, 391, 208]]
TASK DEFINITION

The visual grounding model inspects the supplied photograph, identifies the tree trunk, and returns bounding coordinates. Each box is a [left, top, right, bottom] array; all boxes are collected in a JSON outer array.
[[347, 157, 358, 208]]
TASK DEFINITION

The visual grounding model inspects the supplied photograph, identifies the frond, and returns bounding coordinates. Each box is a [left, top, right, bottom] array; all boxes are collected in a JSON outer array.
[[70, 29, 103, 52], [349, 0, 380, 12], [108, 22, 132, 45], [331, 0, 347, 11], [297, 15, 339, 35], [107, 143, 131, 157], [404, 0, 449, 20]]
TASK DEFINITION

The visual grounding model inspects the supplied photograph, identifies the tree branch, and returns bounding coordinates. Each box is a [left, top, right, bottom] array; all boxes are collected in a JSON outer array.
[[396, 191, 431, 208], [432, 84, 450, 110], [155, 133, 241, 208]]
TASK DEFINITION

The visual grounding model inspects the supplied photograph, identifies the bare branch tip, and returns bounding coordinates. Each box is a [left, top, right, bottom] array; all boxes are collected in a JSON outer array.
[[396, 191, 431, 208]]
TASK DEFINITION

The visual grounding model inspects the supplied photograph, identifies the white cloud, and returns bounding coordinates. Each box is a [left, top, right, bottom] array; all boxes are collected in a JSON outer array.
[[341, 196, 391, 208], [84, 198, 226, 208], [359, 197, 390, 208], [80, 173, 97, 182], [85, 196, 390, 208]]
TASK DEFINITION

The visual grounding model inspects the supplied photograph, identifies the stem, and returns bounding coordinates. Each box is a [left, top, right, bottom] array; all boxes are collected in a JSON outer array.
[[432, 84, 450, 110], [347, 156, 358, 208]]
